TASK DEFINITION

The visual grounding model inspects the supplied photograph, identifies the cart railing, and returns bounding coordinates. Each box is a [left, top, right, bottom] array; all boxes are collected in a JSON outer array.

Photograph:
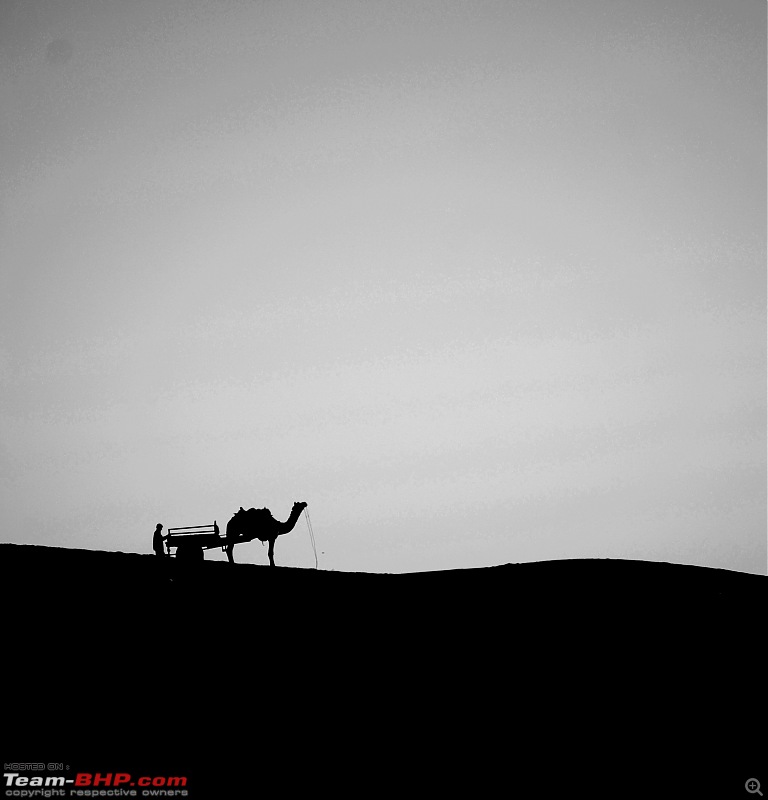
[[165, 522, 223, 556]]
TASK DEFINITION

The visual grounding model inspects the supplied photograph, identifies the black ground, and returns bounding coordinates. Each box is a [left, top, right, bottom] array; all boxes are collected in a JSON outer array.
[[3, 543, 764, 796]]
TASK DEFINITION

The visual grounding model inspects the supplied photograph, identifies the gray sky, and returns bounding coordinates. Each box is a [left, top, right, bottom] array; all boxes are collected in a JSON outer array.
[[1, 0, 765, 574]]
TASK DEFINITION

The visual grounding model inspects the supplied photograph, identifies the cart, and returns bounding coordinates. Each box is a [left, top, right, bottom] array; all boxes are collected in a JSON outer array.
[[165, 522, 227, 562]]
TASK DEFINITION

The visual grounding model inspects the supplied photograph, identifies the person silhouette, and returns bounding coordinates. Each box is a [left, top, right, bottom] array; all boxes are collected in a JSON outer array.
[[153, 523, 167, 557]]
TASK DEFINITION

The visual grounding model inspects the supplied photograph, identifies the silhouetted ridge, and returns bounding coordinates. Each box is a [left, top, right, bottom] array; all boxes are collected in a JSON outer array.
[[1, 543, 760, 630], [2, 542, 762, 786]]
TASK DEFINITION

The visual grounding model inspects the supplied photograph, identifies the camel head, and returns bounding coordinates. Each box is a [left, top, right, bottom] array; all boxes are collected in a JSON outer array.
[[293, 501, 308, 514]]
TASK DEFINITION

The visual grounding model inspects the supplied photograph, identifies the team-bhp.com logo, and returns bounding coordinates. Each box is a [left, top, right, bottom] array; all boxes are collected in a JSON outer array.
[[4, 771, 188, 798]]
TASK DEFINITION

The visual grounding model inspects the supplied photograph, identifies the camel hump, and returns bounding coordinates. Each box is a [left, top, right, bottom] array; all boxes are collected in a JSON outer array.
[[235, 507, 272, 520], [229, 506, 273, 526]]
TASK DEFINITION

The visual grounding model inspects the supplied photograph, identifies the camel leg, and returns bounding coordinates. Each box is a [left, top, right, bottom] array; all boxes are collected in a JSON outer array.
[[267, 538, 276, 567], [226, 543, 235, 564]]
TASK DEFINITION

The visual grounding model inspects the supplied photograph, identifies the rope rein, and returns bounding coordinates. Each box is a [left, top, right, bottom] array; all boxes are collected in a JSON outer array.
[[305, 507, 318, 569]]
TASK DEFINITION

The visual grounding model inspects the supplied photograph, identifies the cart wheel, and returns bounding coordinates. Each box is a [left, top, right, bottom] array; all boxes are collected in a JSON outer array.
[[176, 543, 204, 562]]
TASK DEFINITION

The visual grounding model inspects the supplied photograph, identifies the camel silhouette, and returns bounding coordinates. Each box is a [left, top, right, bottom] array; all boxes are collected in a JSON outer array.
[[225, 501, 307, 566]]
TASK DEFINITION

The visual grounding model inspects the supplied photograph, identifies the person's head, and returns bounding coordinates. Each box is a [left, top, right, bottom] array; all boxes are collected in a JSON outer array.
[[156, 524, 162, 531]]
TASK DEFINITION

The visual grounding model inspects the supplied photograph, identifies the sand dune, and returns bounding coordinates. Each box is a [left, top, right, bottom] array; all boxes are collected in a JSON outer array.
[[3, 542, 762, 793]]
